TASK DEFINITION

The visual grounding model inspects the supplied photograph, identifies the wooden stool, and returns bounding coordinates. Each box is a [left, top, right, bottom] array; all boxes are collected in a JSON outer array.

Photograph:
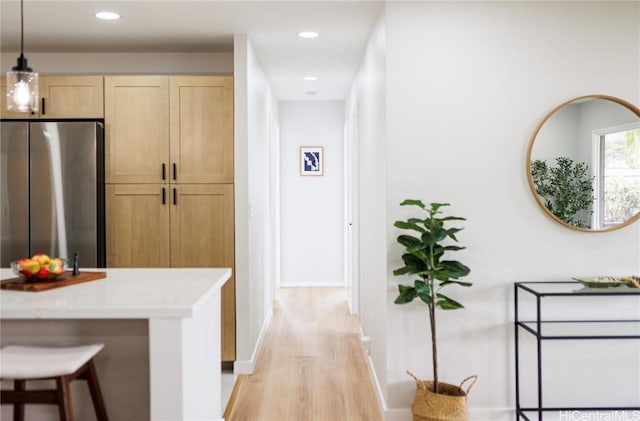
[[0, 344, 108, 421]]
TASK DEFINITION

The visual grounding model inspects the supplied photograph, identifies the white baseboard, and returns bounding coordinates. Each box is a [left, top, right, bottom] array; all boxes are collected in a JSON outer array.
[[359, 324, 514, 421], [279, 282, 346, 287], [233, 308, 273, 375]]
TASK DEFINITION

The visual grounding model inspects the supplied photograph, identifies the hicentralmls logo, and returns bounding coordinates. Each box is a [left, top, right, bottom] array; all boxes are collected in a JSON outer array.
[[559, 411, 640, 421]]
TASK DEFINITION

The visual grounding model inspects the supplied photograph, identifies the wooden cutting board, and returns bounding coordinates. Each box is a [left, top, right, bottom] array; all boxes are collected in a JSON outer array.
[[0, 271, 107, 292]]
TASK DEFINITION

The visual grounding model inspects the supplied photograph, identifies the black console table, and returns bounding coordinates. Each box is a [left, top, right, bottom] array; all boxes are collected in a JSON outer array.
[[514, 281, 640, 421]]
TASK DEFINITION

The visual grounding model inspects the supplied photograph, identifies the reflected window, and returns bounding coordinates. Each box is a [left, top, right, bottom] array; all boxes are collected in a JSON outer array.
[[593, 125, 640, 228]]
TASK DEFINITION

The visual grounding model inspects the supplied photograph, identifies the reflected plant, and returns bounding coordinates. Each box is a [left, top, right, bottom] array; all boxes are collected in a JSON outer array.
[[531, 157, 594, 228], [605, 177, 640, 223]]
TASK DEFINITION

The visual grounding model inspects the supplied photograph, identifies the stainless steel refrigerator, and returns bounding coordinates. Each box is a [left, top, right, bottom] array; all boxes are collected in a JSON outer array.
[[0, 121, 105, 268]]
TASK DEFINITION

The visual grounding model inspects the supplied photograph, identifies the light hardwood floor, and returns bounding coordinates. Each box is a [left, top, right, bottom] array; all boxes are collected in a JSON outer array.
[[226, 287, 383, 421]]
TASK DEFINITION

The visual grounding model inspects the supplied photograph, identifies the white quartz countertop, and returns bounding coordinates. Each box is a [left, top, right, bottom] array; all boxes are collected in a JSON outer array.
[[0, 268, 231, 319]]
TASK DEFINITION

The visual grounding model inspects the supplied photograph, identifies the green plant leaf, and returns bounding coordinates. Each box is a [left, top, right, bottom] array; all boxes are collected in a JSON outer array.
[[393, 266, 412, 276], [429, 203, 450, 213], [440, 216, 466, 221], [395, 284, 417, 304], [445, 227, 463, 241], [440, 280, 473, 288], [394, 220, 426, 233], [397, 235, 423, 251], [443, 245, 466, 251], [401, 253, 427, 273], [421, 227, 448, 245], [436, 293, 465, 310], [440, 260, 471, 277], [400, 199, 426, 209], [414, 280, 432, 304]]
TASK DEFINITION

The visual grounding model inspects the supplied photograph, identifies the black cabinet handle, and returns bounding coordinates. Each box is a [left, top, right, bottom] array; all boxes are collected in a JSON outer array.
[[172, 188, 177, 205], [41, 98, 46, 115], [172, 163, 177, 180], [162, 187, 166, 205], [162, 163, 166, 180]]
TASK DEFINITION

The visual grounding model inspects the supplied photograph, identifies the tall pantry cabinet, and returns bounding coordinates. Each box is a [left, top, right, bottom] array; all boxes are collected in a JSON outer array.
[[104, 75, 236, 361]]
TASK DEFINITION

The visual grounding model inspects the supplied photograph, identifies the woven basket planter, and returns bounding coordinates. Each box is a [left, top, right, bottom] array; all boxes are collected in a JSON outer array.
[[407, 371, 477, 421]]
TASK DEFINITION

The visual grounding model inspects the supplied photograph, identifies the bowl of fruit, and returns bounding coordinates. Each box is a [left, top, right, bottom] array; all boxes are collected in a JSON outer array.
[[11, 254, 66, 281]]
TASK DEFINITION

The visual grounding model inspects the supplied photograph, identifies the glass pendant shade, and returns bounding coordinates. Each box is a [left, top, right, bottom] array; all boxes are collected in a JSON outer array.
[[7, 0, 38, 113], [6, 60, 38, 113]]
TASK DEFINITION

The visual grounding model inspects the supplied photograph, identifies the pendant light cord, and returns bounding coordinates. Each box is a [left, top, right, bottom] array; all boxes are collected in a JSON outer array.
[[20, 0, 24, 57]]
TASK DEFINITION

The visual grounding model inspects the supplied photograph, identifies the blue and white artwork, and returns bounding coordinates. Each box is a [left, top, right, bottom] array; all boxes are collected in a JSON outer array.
[[300, 146, 324, 176]]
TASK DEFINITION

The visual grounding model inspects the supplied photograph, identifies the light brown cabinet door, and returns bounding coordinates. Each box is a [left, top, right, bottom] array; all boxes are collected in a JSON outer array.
[[105, 76, 170, 184], [39, 76, 104, 118], [170, 76, 234, 184], [106, 184, 170, 268], [170, 183, 235, 360]]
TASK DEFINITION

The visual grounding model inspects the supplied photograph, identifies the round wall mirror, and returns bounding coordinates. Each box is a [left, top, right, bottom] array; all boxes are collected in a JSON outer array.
[[526, 95, 640, 232]]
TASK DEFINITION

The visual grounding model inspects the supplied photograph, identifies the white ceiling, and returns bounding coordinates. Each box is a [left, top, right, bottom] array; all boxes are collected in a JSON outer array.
[[0, 0, 383, 100]]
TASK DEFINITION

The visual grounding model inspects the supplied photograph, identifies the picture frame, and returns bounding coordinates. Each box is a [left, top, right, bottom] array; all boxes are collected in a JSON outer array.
[[300, 146, 324, 176]]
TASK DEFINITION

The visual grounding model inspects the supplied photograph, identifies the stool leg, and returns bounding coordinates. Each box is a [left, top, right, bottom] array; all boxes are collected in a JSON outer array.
[[13, 380, 25, 421], [85, 360, 108, 421], [56, 376, 73, 421]]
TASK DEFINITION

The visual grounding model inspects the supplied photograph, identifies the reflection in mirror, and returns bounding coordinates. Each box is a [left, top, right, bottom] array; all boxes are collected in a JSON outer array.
[[527, 95, 640, 231]]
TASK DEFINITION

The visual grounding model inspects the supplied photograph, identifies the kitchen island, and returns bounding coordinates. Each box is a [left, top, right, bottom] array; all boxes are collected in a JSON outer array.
[[0, 268, 231, 421]]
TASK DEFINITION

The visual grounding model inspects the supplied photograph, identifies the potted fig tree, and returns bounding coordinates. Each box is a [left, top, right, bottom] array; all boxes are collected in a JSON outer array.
[[393, 199, 476, 421]]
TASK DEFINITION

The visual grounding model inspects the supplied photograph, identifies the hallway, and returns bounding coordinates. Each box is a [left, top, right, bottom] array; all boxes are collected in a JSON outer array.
[[226, 288, 383, 421]]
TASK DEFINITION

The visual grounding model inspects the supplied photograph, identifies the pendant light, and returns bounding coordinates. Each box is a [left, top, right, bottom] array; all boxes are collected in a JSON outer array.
[[6, 0, 38, 113]]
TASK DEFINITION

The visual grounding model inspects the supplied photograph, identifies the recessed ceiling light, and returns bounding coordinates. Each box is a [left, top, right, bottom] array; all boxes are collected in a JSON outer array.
[[303, 76, 318, 81], [96, 11, 120, 20], [298, 31, 319, 39]]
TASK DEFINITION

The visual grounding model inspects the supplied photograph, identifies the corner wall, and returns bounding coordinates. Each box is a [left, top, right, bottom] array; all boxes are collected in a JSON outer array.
[[233, 35, 277, 372], [345, 7, 389, 410]]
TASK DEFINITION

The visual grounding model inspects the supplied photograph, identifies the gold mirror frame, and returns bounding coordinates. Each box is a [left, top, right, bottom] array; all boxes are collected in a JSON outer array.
[[526, 94, 640, 232]]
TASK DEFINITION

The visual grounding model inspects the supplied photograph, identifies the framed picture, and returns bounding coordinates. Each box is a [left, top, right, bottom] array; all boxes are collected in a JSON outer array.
[[300, 146, 324, 176]]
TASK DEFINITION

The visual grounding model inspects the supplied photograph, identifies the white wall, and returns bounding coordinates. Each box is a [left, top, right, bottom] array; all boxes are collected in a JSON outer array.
[[233, 35, 277, 373], [279, 100, 345, 286], [0, 52, 233, 75], [345, 6, 389, 408], [349, 1, 640, 419]]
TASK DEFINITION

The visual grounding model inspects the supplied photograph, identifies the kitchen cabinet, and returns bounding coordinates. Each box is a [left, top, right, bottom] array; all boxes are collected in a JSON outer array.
[[105, 76, 236, 360], [105, 184, 170, 267], [104, 76, 170, 184], [106, 183, 236, 361], [170, 184, 236, 361], [0, 76, 104, 119], [106, 75, 233, 184], [170, 76, 234, 184]]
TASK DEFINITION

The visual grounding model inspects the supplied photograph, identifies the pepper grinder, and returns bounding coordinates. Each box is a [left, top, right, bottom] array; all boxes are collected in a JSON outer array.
[[72, 253, 79, 276]]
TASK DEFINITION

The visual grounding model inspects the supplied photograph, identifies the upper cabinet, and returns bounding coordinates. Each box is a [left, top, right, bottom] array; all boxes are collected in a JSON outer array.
[[170, 76, 234, 184], [105, 75, 233, 184], [39, 76, 104, 118], [104, 76, 170, 184], [0, 76, 104, 119]]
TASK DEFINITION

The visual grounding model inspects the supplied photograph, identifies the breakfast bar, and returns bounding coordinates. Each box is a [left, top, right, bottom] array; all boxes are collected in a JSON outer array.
[[0, 268, 231, 421]]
